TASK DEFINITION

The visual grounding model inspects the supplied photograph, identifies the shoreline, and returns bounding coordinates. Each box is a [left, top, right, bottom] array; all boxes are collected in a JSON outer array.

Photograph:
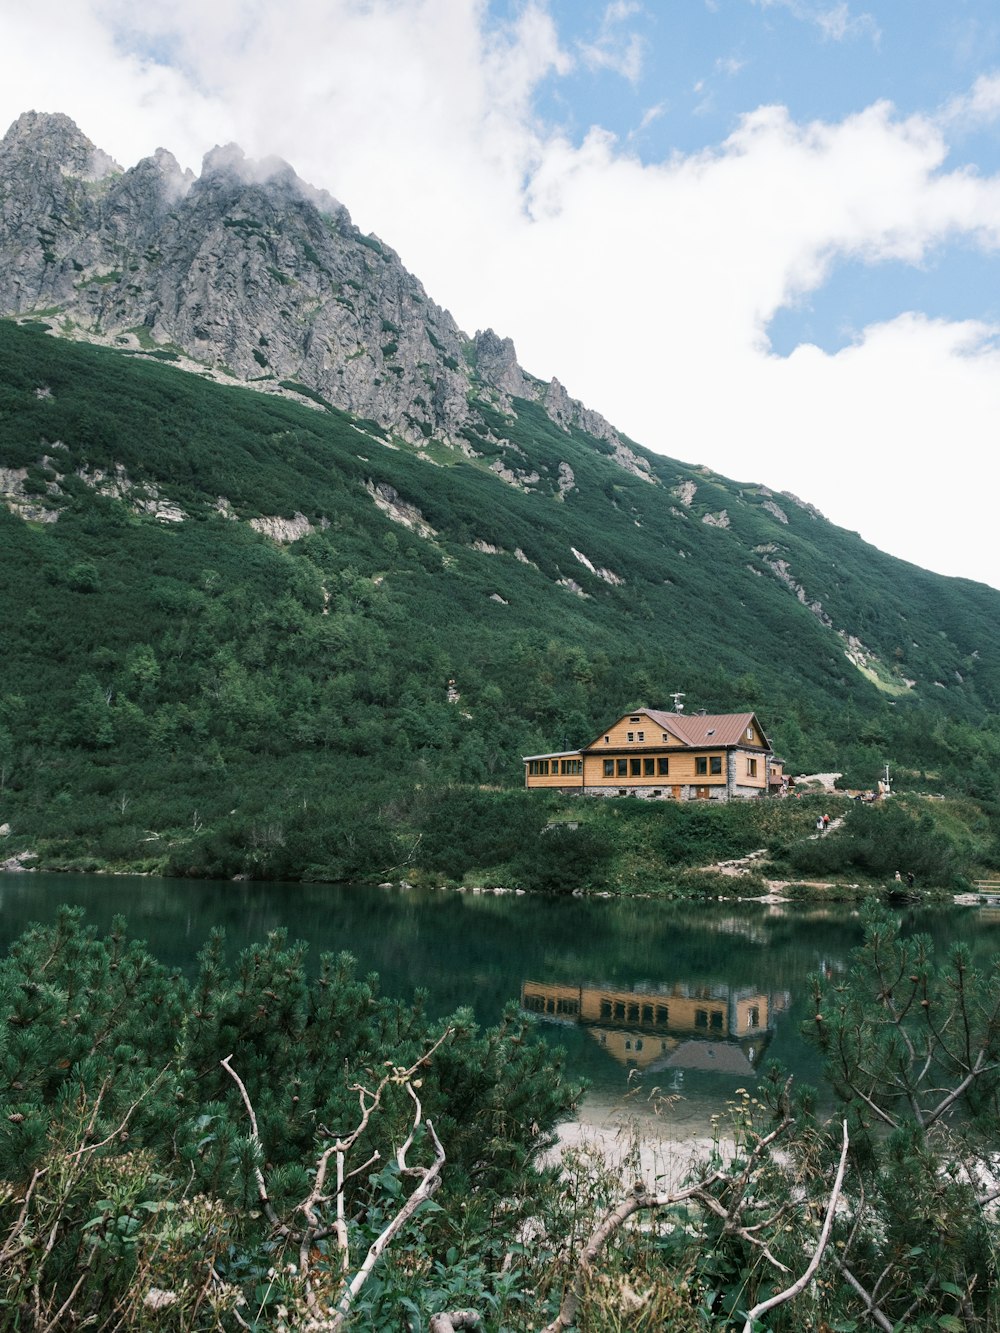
[[0, 859, 983, 908]]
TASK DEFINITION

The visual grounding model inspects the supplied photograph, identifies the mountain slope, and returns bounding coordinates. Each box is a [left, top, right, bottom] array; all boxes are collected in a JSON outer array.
[[0, 114, 999, 880]]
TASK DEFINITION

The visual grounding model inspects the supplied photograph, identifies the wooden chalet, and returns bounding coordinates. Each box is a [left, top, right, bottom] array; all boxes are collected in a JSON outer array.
[[523, 707, 774, 801]]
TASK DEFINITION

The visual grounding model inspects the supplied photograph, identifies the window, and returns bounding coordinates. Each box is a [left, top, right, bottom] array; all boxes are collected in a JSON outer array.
[[614, 1001, 625, 1020], [696, 757, 708, 776], [626, 731, 634, 742], [637, 730, 645, 741], [630, 715, 641, 723], [627, 1003, 640, 1022], [658, 757, 669, 775], [603, 759, 615, 777], [710, 1011, 723, 1031], [747, 1007, 760, 1030], [604, 736, 610, 744], [630, 758, 641, 776], [747, 726, 754, 740], [644, 758, 655, 776], [560, 759, 582, 775], [600, 998, 612, 1018], [710, 756, 723, 775], [642, 1004, 653, 1023], [695, 1009, 708, 1028], [617, 759, 628, 776], [656, 1005, 669, 1024], [746, 757, 757, 778], [662, 733, 669, 743], [528, 759, 550, 776]]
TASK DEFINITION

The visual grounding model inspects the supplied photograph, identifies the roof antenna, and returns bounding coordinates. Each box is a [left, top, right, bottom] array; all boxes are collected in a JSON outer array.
[[670, 692, 685, 713]]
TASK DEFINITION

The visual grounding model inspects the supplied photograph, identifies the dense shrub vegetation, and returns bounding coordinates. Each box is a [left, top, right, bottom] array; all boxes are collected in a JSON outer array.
[[0, 911, 580, 1329], [3, 907, 999, 1330]]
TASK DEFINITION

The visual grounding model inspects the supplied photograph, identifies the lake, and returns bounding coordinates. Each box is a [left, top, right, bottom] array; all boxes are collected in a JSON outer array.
[[2, 871, 995, 1154]]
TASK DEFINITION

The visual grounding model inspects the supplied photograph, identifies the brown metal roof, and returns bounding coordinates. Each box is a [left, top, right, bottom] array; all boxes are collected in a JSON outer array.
[[644, 710, 769, 750]]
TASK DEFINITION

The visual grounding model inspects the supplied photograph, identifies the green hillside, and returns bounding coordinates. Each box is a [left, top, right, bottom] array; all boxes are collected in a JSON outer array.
[[1, 319, 999, 882]]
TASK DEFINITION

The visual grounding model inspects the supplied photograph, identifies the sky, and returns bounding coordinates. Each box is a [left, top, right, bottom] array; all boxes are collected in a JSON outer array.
[[2, 0, 1000, 589]]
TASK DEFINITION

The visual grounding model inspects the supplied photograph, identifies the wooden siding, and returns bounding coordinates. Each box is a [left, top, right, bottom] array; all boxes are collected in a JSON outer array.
[[591, 712, 686, 749], [583, 750, 728, 788]]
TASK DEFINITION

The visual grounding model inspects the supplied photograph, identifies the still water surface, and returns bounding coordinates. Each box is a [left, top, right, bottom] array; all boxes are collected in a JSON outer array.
[[2, 872, 996, 1145]]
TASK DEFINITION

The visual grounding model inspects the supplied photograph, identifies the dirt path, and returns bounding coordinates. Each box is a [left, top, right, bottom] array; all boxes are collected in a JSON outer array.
[[705, 813, 845, 897]]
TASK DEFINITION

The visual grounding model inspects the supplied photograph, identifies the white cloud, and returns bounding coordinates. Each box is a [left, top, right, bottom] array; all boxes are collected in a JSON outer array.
[[939, 71, 1000, 130], [637, 102, 667, 131], [576, 1, 646, 84], [1, 2, 999, 586], [752, 0, 880, 44]]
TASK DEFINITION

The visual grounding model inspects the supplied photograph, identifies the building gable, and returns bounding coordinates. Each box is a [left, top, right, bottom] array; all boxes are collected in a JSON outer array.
[[583, 709, 688, 752]]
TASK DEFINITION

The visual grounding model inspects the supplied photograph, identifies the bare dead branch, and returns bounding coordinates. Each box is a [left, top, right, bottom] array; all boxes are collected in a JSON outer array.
[[927, 1050, 999, 1127], [837, 1263, 898, 1332], [330, 1114, 447, 1330], [429, 1313, 482, 1332], [67, 1066, 171, 1161], [39, 1269, 89, 1333], [397, 1080, 424, 1174], [223, 1033, 454, 1332], [742, 1118, 849, 1332], [0, 1167, 47, 1265], [219, 1054, 284, 1231]]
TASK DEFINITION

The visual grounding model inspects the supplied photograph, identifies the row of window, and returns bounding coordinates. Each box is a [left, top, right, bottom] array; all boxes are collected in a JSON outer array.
[[524, 995, 761, 1031], [600, 999, 759, 1030], [527, 758, 583, 776], [600, 756, 725, 778], [604, 757, 670, 777], [523, 994, 580, 1016], [529, 755, 759, 780], [605, 730, 671, 744]]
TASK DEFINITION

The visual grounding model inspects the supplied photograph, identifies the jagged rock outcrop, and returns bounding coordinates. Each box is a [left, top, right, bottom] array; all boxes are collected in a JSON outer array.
[[472, 328, 533, 401], [0, 111, 641, 468]]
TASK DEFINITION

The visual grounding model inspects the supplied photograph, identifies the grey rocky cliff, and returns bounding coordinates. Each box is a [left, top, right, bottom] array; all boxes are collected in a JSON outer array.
[[0, 111, 634, 460]]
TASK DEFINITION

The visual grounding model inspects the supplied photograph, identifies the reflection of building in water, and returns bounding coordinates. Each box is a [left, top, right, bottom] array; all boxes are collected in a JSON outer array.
[[521, 980, 789, 1075]]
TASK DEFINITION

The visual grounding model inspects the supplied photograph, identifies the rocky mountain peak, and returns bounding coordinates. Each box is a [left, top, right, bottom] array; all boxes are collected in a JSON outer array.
[[1, 110, 120, 181], [0, 111, 633, 466]]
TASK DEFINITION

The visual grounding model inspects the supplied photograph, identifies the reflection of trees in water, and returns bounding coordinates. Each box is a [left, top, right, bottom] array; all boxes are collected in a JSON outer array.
[[1, 871, 991, 1030]]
